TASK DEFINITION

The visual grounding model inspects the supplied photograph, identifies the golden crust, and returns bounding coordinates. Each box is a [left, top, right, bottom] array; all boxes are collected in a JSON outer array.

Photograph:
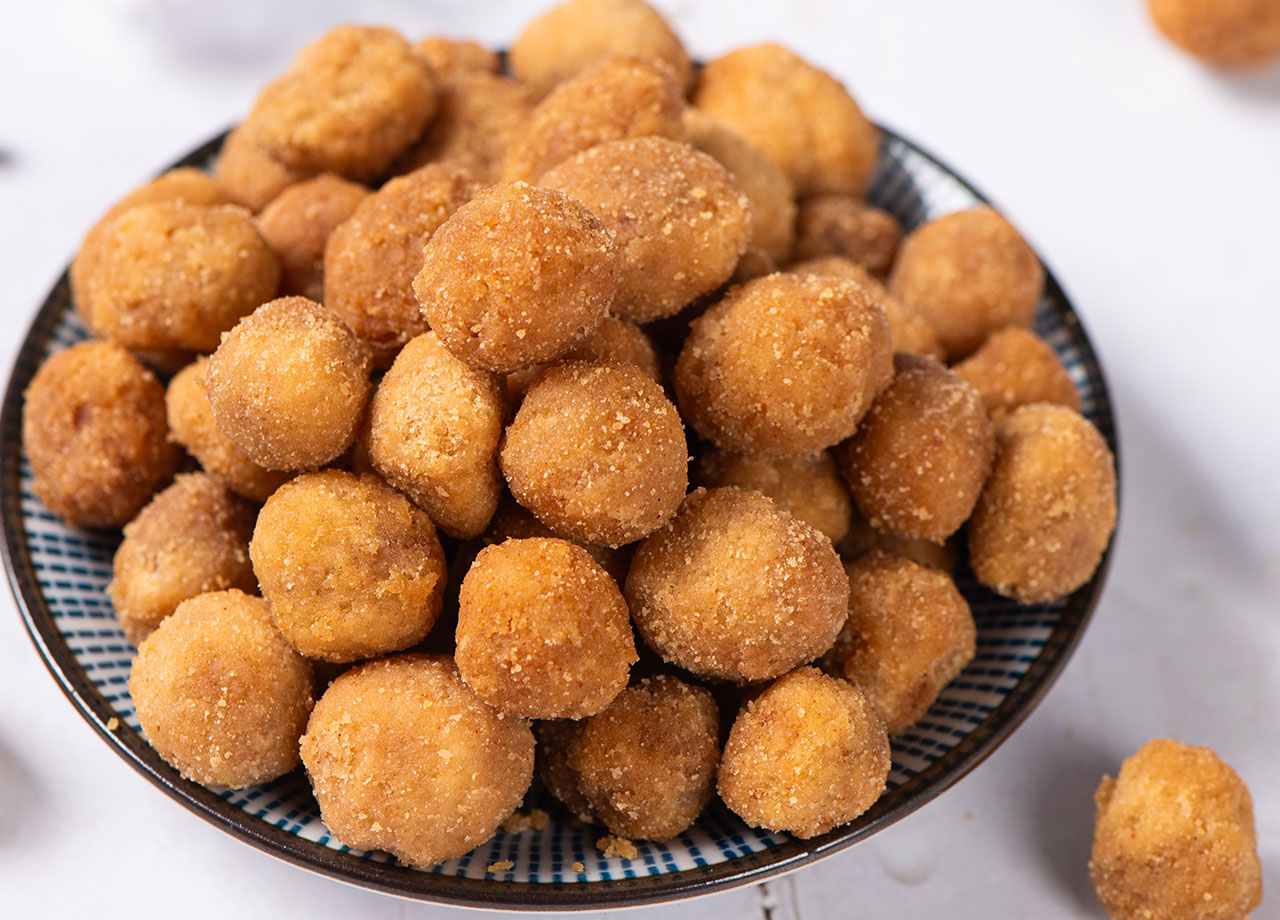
[[697, 448, 852, 544], [413, 35, 501, 79], [953, 325, 1081, 421], [792, 196, 901, 277], [214, 124, 303, 213], [255, 174, 368, 302], [1148, 0, 1280, 67]]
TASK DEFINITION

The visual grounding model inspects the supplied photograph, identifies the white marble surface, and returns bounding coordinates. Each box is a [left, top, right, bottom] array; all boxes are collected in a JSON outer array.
[[2, 1, 1278, 916]]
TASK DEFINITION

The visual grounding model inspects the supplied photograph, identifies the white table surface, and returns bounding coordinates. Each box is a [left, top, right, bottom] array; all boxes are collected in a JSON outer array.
[[2, 1, 1277, 916]]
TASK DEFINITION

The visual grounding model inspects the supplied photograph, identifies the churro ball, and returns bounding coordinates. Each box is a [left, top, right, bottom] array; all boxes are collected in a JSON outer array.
[[109, 473, 257, 646], [324, 163, 477, 365], [537, 720, 596, 823], [22, 341, 179, 528], [255, 174, 368, 303], [838, 353, 994, 543], [414, 183, 619, 373], [675, 273, 893, 456], [717, 667, 890, 838], [500, 362, 688, 547], [793, 196, 902, 277], [413, 35, 501, 78], [889, 206, 1044, 359], [247, 26, 438, 181], [510, 0, 692, 98], [694, 44, 880, 198], [626, 487, 848, 683], [837, 508, 958, 573], [953, 325, 1081, 421], [1148, 0, 1280, 68], [697, 448, 852, 543], [969, 404, 1117, 603], [562, 315, 662, 381], [1090, 739, 1262, 920], [130, 589, 314, 788], [367, 331, 505, 539], [214, 123, 304, 213], [300, 654, 534, 868], [205, 297, 371, 470], [482, 494, 629, 583]]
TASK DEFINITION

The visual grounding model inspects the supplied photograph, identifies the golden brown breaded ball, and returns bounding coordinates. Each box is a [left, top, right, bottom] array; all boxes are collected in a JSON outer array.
[[414, 182, 619, 373], [247, 26, 438, 181], [130, 589, 314, 788], [482, 493, 629, 583], [413, 35, 501, 78], [537, 720, 597, 823], [109, 473, 257, 646], [214, 123, 305, 213], [836, 508, 958, 573], [675, 273, 893, 456], [694, 44, 880, 199], [698, 448, 852, 543], [969, 404, 1117, 604], [626, 487, 849, 683], [367, 331, 505, 539], [255, 174, 368, 303], [300, 654, 534, 868], [510, 0, 692, 98], [456, 537, 636, 719], [838, 353, 994, 543], [793, 196, 901, 277], [717, 667, 890, 839], [250, 470, 446, 661], [1148, 0, 1280, 68], [543, 137, 754, 323], [889, 206, 1044, 359], [1090, 739, 1262, 920], [500, 362, 688, 548], [205, 297, 371, 471], [953, 325, 1081, 421], [505, 316, 664, 408], [22, 341, 180, 528]]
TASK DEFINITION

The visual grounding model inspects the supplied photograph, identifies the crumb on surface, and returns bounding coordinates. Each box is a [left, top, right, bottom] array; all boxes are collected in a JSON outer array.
[[487, 860, 515, 873], [596, 835, 639, 861], [501, 808, 551, 834], [106, 717, 120, 731], [571, 861, 586, 874]]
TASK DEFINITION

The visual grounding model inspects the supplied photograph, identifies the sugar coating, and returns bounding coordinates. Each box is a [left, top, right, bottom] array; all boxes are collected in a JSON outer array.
[[625, 487, 849, 683], [414, 182, 619, 373], [22, 341, 179, 528], [300, 654, 534, 868], [500, 362, 688, 548], [717, 667, 889, 839], [697, 448, 852, 543], [482, 493, 629, 583], [1148, 0, 1280, 67], [694, 44, 880, 199], [675, 273, 893, 456], [953, 325, 1081, 421], [537, 719, 597, 823], [413, 35, 501, 79], [214, 124, 305, 213], [130, 589, 314, 788], [969, 404, 1117, 604], [1090, 739, 1262, 920], [836, 506, 958, 573], [256, 174, 368, 303], [793, 196, 902, 278], [504, 315, 663, 408]]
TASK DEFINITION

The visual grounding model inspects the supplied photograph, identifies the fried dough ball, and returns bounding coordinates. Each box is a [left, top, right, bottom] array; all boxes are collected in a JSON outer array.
[[953, 325, 1081, 421], [456, 537, 636, 719], [838, 354, 994, 543], [482, 493, 629, 583], [537, 720, 596, 823], [214, 123, 304, 212], [500, 362, 688, 548], [969, 404, 1117, 603], [889, 206, 1044, 359], [399, 73, 534, 184], [22, 341, 179, 528], [109, 473, 257, 646], [505, 315, 664, 406], [510, 0, 692, 98], [414, 182, 619, 373], [717, 667, 890, 839], [205, 297, 370, 470], [1090, 739, 1262, 920], [697, 448, 852, 543], [836, 508, 958, 572], [300, 654, 534, 868], [626, 487, 848, 683], [367, 331, 505, 539], [694, 44, 880, 198], [130, 589, 314, 788], [675, 273, 893, 456], [793, 196, 901, 277], [413, 35, 501, 78], [255, 174, 368, 302], [1148, 0, 1280, 68], [250, 470, 447, 661]]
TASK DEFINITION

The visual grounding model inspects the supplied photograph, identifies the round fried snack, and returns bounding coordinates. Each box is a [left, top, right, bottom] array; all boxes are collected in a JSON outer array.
[[367, 331, 505, 539], [500, 362, 688, 548], [698, 448, 852, 543], [413, 35, 501, 78], [1091, 739, 1262, 920], [969, 404, 1117, 603], [836, 507, 958, 573], [214, 123, 304, 213], [694, 44, 880, 198], [717, 667, 890, 839], [537, 720, 597, 823], [889, 206, 1044, 359], [793, 196, 901, 277], [414, 182, 619, 373], [247, 26, 438, 181], [109, 473, 258, 646], [505, 315, 663, 407], [251, 470, 446, 662], [324, 163, 477, 365], [255, 174, 368, 303], [22, 341, 180, 528], [626, 487, 849, 683], [300, 654, 534, 868], [482, 493, 629, 583], [205, 297, 371, 471], [130, 589, 314, 788], [1148, 0, 1280, 68], [675, 273, 893, 456], [456, 537, 636, 719], [953, 325, 1081, 421], [838, 354, 994, 543], [510, 0, 692, 98]]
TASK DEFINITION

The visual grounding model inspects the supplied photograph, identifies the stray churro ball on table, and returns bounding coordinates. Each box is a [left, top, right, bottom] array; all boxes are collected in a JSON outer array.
[[300, 654, 535, 869], [214, 123, 303, 213], [697, 448, 852, 544], [1148, 0, 1280, 68], [255, 174, 368, 303], [129, 589, 314, 788], [1091, 739, 1262, 920], [953, 325, 1081, 421], [792, 196, 902, 277]]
